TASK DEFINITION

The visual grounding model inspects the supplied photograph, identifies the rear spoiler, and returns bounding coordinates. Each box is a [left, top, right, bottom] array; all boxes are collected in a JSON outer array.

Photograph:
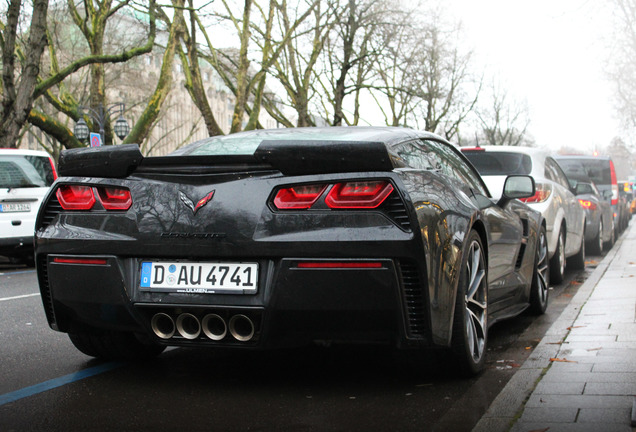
[[58, 144, 143, 177], [58, 140, 395, 178], [254, 140, 393, 175]]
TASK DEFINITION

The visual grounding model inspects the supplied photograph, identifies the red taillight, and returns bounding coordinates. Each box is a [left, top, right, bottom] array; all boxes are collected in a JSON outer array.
[[56, 185, 96, 210], [519, 182, 551, 204], [98, 187, 132, 210], [297, 262, 383, 269], [56, 185, 132, 211], [578, 199, 597, 210], [325, 181, 394, 209], [273, 184, 328, 209], [48, 157, 58, 181], [610, 160, 618, 205], [53, 257, 108, 265], [460, 147, 485, 152]]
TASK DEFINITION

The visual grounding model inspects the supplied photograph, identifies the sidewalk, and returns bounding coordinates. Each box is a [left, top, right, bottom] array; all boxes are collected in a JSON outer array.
[[474, 222, 636, 432]]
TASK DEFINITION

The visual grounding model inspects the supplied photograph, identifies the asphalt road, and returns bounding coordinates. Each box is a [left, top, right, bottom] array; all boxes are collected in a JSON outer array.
[[0, 255, 601, 432]]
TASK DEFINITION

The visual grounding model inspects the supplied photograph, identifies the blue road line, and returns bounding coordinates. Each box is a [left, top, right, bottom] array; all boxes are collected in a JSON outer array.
[[0, 362, 124, 406]]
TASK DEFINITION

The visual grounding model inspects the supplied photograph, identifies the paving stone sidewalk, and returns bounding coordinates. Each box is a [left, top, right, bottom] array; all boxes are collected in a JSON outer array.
[[473, 222, 636, 432]]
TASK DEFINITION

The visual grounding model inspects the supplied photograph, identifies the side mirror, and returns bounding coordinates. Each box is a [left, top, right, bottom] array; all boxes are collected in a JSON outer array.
[[498, 175, 535, 206]]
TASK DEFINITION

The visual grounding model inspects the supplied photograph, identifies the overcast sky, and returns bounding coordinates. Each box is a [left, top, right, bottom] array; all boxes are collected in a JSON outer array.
[[445, 0, 619, 152]]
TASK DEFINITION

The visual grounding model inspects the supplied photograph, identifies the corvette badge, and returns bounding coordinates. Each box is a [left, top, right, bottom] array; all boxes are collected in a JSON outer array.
[[179, 190, 215, 215]]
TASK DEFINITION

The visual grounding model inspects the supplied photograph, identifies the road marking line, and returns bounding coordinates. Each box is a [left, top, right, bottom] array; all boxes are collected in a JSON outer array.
[[0, 362, 124, 406], [0, 270, 36, 276], [0, 293, 40, 302]]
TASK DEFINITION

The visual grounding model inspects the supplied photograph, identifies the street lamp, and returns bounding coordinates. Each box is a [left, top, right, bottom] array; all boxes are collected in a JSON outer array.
[[73, 103, 130, 144]]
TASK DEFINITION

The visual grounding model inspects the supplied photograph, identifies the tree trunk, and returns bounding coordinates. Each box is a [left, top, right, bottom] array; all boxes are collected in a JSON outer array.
[[0, 0, 49, 148]]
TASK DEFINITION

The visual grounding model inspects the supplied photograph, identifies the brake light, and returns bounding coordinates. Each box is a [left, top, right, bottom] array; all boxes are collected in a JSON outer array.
[[98, 187, 132, 210], [297, 262, 383, 269], [53, 257, 108, 265], [56, 185, 96, 210], [48, 157, 58, 181], [325, 181, 394, 208], [610, 160, 618, 205], [578, 199, 597, 210], [460, 147, 485, 152], [519, 182, 552, 204], [56, 185, 133, 211], [274, 184, 327, 209]]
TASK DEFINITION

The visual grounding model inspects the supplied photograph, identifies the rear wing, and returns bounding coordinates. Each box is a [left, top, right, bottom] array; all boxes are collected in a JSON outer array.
[[58, 140, 395, 178]]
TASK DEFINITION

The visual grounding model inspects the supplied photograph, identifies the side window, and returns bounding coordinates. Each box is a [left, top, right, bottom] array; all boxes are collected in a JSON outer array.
[[424, 140, 488, 195], [393, 141, 438, 171]]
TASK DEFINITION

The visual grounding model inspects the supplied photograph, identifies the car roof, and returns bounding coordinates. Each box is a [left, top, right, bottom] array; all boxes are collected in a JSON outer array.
[[0, 148, 52, 157], [462, 145, 549, 157], [174, 126, 448, 156]]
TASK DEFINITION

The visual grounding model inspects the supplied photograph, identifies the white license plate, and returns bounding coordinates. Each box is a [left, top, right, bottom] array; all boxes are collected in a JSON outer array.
[[0, 203, 31, 213], [140, 261, 258, 294]]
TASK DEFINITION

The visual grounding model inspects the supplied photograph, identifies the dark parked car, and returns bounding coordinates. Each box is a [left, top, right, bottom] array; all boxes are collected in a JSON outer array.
[[554, 155, 622, 240], [35, 127, 546, 376], [553, 158, 613, 254]]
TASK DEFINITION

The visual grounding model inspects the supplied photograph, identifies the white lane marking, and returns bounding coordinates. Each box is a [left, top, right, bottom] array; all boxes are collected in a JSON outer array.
[[0, 293, 40, 302]]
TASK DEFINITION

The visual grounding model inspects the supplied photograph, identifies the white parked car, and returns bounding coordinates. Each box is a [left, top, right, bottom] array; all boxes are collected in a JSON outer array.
[[0, 149, 57, 265], [462, 146, 586, 284]]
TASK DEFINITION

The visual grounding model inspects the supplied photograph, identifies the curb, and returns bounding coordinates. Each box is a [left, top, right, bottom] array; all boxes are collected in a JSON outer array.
[[472, 232, 625, 432]]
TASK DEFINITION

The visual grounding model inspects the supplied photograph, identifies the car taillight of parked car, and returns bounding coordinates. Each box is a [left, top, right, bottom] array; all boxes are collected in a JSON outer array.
[[578, 199, 597, 210], [610, 160, 619, 205], [273, 180, 394, 210], [56, 185, 132, 211], [519, 182, 552, 204]]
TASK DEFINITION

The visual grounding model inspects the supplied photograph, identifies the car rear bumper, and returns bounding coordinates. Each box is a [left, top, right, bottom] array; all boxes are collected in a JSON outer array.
[[37, 253, 431, 349], [0, 236, 34, 257]]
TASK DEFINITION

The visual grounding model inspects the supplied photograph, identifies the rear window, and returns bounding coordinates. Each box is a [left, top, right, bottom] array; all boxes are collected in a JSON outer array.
[[0, 155, 55, 188], [557, 158, 611, 186], [173, 128, 392, 156], [462, 151, 532, 175]]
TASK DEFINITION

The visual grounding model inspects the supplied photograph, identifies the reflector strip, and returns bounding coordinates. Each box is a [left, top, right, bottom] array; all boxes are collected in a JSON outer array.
[[53, 257, 108, 265], [297, 262, 383, 269]]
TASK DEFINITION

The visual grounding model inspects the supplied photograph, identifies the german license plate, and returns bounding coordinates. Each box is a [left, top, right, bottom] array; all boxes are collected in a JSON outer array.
[[140, 261, 258, 294], [0, 203, 31, 213]]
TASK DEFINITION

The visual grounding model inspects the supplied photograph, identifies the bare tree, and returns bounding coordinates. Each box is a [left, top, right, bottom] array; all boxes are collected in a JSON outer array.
[[0, 0, 49, 149], [473, 79, 532, 146], [608, 0, 636, 129]]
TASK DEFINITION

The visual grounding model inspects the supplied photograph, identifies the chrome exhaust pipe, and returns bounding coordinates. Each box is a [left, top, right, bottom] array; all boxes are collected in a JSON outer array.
[[229, 314, 255, 342], [176, 313, 201, 340], [151, 313, 175, 339], [201, 314, 227, 341]]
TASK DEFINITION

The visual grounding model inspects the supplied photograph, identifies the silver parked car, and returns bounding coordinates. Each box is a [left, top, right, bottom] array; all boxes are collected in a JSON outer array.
[[462, 146, 586, 284]]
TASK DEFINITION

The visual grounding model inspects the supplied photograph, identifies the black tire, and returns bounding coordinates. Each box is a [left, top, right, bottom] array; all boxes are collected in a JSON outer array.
[[69, 327, 165, 360], [587, 220, 603, 256], [451, 230, 488, 377], [568, 232, 585, 270], [549, 228, 566, 284], [529, 225, 549, 315]]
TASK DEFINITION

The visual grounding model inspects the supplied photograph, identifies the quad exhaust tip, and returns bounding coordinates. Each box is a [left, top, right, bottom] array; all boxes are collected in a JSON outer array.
[[151, 312, 255, 342], [176, 313, 201, 340], [151, 313, 175, 339], [229, 314, 255, 342], [202, 313, 227, 341]]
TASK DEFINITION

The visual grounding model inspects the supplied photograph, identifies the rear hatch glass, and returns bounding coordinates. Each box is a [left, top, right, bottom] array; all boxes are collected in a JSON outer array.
[[462, 151, 532, 175], [557, 158, 611, 186], [0, 155, 55, 189]]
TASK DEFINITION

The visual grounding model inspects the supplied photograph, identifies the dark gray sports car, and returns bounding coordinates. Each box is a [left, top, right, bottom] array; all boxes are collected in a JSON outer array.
[[35, 127, 547, 376]]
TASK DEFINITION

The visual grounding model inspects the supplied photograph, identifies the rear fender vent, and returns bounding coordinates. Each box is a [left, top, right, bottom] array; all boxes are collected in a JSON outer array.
[[37, 256, 58, 329], [39, 194, 62, 229], [398, 260, 428, 339], [381, 192, 411, 231]]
